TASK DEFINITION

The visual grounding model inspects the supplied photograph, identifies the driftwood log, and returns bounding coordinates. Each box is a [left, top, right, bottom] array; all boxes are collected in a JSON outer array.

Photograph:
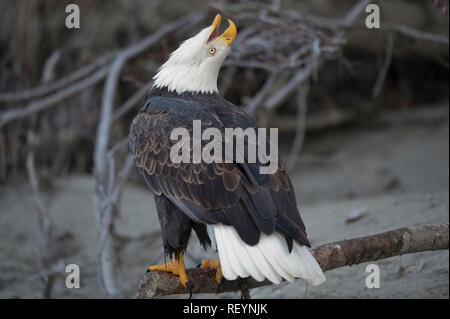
[[137, 223, 449, 298]]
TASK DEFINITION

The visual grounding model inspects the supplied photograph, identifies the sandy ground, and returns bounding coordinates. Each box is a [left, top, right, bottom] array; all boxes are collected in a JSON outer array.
[[0, 104, 448, 299]]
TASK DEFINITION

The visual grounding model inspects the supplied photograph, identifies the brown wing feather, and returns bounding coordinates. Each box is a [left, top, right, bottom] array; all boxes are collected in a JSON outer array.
[[129, 95, 310, 248]]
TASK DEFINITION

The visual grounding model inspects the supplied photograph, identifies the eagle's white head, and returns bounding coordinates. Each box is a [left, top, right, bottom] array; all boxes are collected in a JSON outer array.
[[153, 14, 237, 94]]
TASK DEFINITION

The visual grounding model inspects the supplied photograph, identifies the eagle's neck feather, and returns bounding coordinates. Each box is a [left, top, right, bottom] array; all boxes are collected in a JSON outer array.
[[152, 62, 220, 95]]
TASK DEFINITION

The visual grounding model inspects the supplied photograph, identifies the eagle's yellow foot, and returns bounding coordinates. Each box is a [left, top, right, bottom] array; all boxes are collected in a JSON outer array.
[[148, 252, 192, 297], [200, 258, 224, 293]]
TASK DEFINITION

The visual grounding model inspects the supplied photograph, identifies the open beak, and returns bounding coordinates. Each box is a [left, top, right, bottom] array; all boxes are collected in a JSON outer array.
[[206, 14, 237, 46]]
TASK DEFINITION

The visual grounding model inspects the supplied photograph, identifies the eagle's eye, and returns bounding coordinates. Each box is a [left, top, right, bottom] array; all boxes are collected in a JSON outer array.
[[208, 47, 217, 56]]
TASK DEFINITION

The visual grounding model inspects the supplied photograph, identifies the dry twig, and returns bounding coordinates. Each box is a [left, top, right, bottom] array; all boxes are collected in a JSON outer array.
[[286, 81, 309, 171], [112, 81, 154, 123], [387, 23, 449, 46], [0, 66, 110, 128], [231, 0, 370, 117], [0, 52, 116, 103], [137, 223, 449, 298], [372, 32, 395, 98], [26, 130, 56, 298]]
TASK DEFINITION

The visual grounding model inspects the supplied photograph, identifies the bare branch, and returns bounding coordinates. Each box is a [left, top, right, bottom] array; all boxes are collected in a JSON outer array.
[[246, 71, 279, 116], [137, 223, 449, 298], [0, 52, 116, 103], [286, 82, 309, 171], [26, 130, 54, 256], [265, 61, 318, 112], [0, 66, 110, 128], [112, 81, 154, 123], [387, 23, 449, 46], [339, 0, 372, 27], [231, 0, 373, 116], [372, 33, 395, 98], [26, 130, 57, 298]]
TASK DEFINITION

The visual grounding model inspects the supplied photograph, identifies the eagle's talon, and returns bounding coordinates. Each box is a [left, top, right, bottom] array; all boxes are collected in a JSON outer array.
[[186, 281, 193, 299], [148, 252, 190, 293], [200, 258, 223, 292], [216, 276, 225, 294]]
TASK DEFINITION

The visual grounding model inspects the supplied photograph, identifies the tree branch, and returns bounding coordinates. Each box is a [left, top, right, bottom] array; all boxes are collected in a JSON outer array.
[[0, 66, 110, 128], [264, 60, 318, 112], [0, 52, 116, 103], [286, 81, 309, 171], [237, 0, 371, 116], [137, 223, 449, 298], [372, 32, 395, 98], [112, 81, 154, 123], [387, 23, 449, 46]]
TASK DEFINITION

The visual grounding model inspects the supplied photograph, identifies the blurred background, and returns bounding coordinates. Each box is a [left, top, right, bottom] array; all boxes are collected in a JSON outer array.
[[0, 0, 448, 299]]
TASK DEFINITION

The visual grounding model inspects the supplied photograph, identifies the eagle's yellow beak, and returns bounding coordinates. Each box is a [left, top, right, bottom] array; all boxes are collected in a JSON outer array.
[[206, 14, 237, 46]]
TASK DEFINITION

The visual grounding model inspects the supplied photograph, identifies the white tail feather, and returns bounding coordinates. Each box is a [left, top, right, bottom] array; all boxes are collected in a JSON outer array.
[[213, 224, 326, 286]]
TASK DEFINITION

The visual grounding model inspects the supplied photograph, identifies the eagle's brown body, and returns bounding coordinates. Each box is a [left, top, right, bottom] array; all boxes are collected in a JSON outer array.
[[129, 87, 309, 258]]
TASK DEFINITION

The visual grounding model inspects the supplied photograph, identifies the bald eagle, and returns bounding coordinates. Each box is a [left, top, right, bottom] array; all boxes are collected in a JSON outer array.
[[129, 14, 326, 295]]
